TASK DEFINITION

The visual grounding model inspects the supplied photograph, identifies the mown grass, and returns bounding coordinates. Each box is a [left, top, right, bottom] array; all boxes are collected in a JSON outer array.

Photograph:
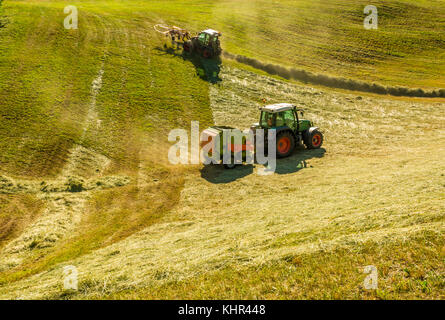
[[104, 231, 444, 300], [67, 0, 445, 88], [2, 64, 442, 299], [0, 0, 443, 299], [0, 194, 44, 248], [7, 0, 444, 90], [0, 1, 212, 285], [0, 167, 185, 284]]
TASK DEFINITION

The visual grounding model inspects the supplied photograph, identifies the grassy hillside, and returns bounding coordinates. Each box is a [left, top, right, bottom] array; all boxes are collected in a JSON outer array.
[[0, 0, 443, 299], [4, 0, 444, 90], [213, 0, 445, 89], [109, 233, 444, 300], [0, 0, 212, 285]]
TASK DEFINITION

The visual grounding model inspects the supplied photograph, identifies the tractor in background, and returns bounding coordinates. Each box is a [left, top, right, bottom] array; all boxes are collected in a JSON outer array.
[[183, 29, 222, 58], [155, 24, 222, 58]]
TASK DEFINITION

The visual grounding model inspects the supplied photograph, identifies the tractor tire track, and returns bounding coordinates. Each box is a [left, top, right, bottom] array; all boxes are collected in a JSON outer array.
[[0, 14, 126, 270], [0, 66, 129, 272]]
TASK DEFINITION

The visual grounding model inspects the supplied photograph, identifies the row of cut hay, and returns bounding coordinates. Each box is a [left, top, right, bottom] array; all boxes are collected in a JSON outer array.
[[223, 52, 445, 98]]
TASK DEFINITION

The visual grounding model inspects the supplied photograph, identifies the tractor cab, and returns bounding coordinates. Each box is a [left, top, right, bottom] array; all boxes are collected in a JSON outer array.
[[258, 103, 311, 132], [198, 29, 221, 47], [184, 29, 222, 58]]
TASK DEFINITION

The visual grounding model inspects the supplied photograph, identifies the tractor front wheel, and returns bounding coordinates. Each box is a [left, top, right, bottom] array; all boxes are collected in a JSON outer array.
[[203, 49, 212, 58], [276, 131, 295, 158], [304, 130, 323, 149], [183, 41, 192, 52]]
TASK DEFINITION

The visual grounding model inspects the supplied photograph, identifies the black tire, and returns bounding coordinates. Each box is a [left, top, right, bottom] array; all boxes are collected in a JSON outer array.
[[304, 130, 323, 149], [276, 131, 295, 158], [203, 49, 212, 58], [223, 162, 236, 169], [223, 153, 242, 169]]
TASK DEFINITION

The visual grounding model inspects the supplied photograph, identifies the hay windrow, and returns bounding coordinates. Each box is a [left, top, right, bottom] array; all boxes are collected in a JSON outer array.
[[223, 52, 445, 98]]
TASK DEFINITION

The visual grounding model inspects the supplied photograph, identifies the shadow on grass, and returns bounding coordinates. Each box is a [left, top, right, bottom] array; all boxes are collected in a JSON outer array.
[[200, 163, 254, 184], [154, 45, 222, 83], [201, 146, 326, 184], [274, 146, 326, 175]]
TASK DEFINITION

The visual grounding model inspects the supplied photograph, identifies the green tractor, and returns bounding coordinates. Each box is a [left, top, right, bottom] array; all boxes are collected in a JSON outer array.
[[252, 103, 324, 158], [183, 29, 222, 58], [201, 103, 323, 169]]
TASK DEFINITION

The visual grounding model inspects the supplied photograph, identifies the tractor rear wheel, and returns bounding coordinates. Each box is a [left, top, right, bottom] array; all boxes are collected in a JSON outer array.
[[276, 131, 295, 158], [304, 130, 323, 149]]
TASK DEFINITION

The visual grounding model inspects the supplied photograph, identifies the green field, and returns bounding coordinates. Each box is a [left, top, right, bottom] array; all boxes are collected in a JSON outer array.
[[0, 0, 444, 299]]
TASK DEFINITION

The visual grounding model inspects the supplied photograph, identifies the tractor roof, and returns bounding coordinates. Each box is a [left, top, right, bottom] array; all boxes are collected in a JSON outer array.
[[261, 103, 295, 113], [202, 29, 221, 36]]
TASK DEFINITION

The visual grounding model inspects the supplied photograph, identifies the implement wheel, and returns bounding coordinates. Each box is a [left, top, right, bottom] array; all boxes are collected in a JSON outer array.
[[223, 154, 238, 169]]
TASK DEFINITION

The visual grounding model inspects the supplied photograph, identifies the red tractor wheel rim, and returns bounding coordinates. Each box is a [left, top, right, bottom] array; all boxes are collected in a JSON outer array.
[[312, 134, 321, 147], [277, 137, 291, 154]]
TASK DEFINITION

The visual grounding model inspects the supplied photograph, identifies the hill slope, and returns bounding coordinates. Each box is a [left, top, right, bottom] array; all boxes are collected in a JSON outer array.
[[0, 0, 443, 299]]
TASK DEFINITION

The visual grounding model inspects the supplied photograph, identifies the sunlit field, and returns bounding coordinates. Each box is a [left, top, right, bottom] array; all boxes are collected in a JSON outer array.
[[0, 0, 443, 299]]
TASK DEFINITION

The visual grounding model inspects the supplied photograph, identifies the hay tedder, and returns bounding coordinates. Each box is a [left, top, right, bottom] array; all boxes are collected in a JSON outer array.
[[154, 24, 222, 58]]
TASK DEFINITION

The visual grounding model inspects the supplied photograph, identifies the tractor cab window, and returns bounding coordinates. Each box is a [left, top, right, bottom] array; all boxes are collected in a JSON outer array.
[[275, 113, 285, 127], [260, 112, 275, 128], [283, 110, 296, 127], [198, 32, 209, 46], [275, 110, 295, 127], [212, 36, 220, 50]]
